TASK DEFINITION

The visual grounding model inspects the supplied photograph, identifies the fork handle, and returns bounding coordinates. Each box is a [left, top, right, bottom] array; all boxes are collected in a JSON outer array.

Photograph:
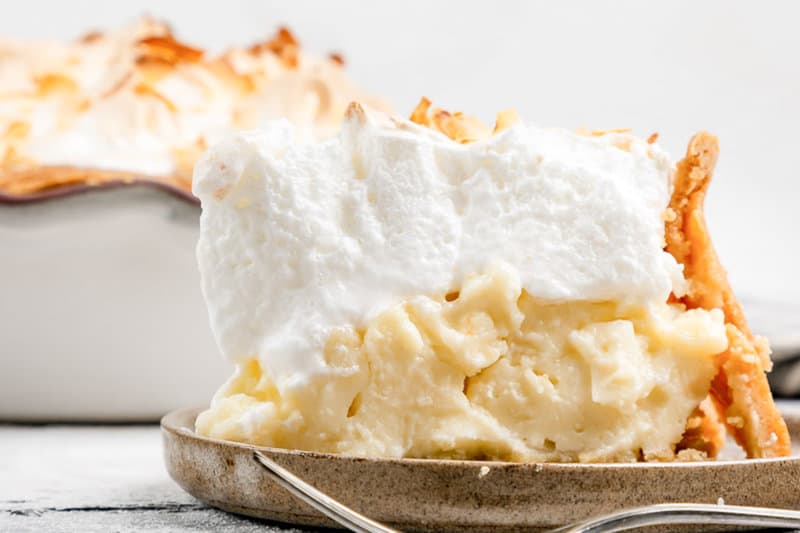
[[553, 502, 800, 533]]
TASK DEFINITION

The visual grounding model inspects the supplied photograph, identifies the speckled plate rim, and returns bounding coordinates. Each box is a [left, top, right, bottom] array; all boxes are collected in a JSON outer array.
[[162, 407, 800, 532]]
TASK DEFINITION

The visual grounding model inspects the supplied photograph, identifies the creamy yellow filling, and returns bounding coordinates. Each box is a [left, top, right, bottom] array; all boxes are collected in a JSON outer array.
[[196, 262, 728, 462]]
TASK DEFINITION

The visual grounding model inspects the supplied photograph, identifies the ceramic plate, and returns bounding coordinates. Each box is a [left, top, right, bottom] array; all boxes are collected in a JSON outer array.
[[162, 406, 800, 532]]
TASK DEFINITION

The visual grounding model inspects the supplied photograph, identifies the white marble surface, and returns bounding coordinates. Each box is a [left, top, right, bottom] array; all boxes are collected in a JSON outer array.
[[2, 402, 799, 532]]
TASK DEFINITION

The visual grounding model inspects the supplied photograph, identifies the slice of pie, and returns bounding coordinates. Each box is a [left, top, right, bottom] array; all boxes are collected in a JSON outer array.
[[0, 18, 382, 199], [193, 99, 790, 462]]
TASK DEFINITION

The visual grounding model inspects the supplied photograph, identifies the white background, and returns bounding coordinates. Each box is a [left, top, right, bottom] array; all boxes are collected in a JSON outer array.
[[3, 0, 799, 300]]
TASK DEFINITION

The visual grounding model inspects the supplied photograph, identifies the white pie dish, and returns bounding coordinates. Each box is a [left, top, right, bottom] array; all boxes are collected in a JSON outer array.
[[0, 181, 227, 420]]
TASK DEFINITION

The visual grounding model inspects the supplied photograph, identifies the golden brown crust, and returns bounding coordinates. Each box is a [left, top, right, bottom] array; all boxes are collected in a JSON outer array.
[[676, 397, 726, 458], [667, 132, 790, 458], [0, 165, 192, 197]]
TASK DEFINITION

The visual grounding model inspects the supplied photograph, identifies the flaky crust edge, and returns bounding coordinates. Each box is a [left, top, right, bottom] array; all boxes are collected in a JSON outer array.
[[668, 132, 790, 458]]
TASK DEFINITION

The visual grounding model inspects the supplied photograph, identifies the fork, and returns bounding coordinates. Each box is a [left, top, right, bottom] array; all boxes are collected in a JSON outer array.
[[253, 451, 800, 532]]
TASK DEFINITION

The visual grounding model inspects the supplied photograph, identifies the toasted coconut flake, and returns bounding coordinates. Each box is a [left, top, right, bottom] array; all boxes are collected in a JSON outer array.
[[134, 56, 177, 86], [409, 97, 433, 126], [409, 98, 491, 143], [250, 26, 299, 68], [329, 53, 345, 66], [4, 121, 30, 141], [79, 31, 103, 44], [35, 73, 78, 96], [432, 110, 490, 144], [493, 109, 519, 134], [133, 83, 177, 112], [207, 57, 256, 93], [135, 55, 175, 69], [576, 127, 633, 137], [591, 127, 632, 136], [137, 35, 204, 63]]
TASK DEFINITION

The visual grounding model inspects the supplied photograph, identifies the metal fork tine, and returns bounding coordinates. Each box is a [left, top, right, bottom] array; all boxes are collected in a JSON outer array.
[[253, 450, 400, 533]]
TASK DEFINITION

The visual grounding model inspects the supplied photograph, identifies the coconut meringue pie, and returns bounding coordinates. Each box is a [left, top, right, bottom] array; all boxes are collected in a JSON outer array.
[[0, 18, 382, 197], [193, 100, 790, 462]]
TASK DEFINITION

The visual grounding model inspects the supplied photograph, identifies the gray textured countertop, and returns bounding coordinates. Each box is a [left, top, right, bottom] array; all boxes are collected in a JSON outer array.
[[3, 402, 800, 532], [0, 424, 310, 532]]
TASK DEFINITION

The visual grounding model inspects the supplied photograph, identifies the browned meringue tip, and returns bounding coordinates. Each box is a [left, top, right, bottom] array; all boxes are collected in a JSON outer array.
[[248, 26, 300, 68], [345, 101, 368, 123]]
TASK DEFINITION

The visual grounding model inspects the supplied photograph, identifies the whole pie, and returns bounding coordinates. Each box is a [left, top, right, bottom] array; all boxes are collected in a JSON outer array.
[[0, 18, 382, 199], [193, 99, 790, 462]]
